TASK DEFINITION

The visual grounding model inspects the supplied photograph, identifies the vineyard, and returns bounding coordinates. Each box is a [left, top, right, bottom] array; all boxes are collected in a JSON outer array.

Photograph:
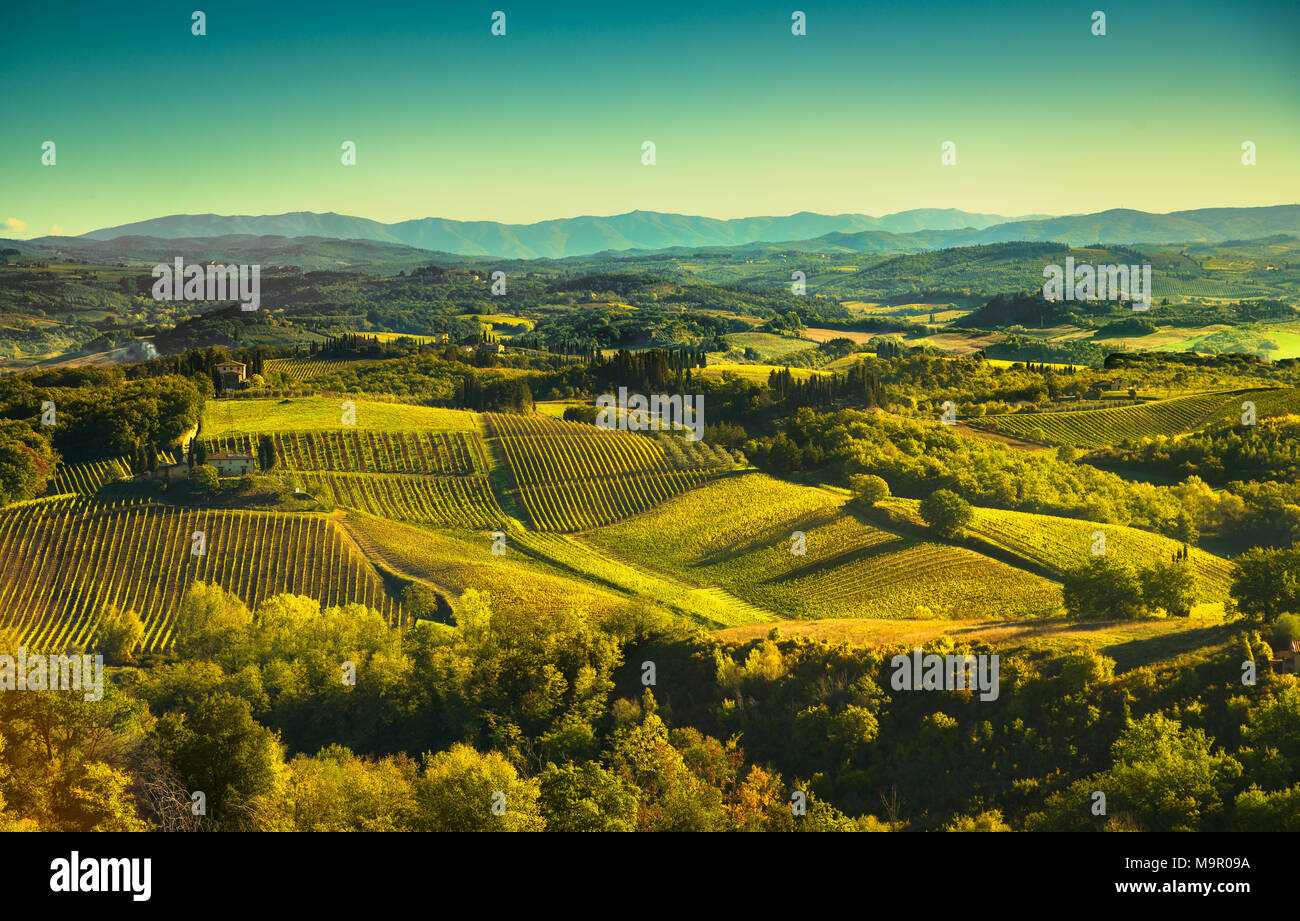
[[589, 474, 1063, 619], [971, 390, 1241, 448], [46, 458, 128, 496], [304, 472, 508, 529], [263, 357, 369, 383], [1202, 387, 1300, 425], [880, 498, 1234, 602], [0, 497, 399, 654], [205, 430, 486, 475], [485, 413, 735, 531]]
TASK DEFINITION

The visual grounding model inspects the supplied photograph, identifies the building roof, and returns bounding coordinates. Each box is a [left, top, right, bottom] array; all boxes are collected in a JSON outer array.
[[207, 452, 253, 461], [215, 360, 246, 368]]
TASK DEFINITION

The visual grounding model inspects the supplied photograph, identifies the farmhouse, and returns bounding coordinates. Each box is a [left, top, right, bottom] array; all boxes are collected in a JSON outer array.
[[215, 360, 247, 388], [207, 452, 255, 476], [152, 462, 189, 481], [1270, 640, 1300, 675]]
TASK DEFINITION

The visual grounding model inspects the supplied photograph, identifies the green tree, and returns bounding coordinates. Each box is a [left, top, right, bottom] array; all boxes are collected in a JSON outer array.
[[849, 474, 890, 506], [1139, 559, 1196, 617], [537, 761, 639, 832], [154, 692, 284, 828], [919, 489, 972, 538], [189, 464, 219, 495], [413, 744, 543, 832], [96, 603, 145, 664], [1062, 557, 1145, 620], [1231, 544, 1300, 624]]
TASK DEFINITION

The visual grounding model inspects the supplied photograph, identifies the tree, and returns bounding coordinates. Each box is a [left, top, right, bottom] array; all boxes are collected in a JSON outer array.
[[96, 604, 145, 664], [257, 435, 275, 472], [1062, 557, 1144, 620], [1230, 544, 1300, 624], [537, 761, 638, 832], [154, 692, 285, 828], [849, 474, 889, 506], [189, 464, 219, 495], [919, 489, 972, 538], [1172, 508, 1199, 546], [412, 744, 543, 832], [1139, 559, 1196, 617]]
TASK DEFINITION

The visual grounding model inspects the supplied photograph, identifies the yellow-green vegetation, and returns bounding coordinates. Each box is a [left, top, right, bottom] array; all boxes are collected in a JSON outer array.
[[207, 429, 487, 475], [338, 513, 628, 619], [509, 530, 768, 628], [716, 615, 1231, 671], [0, 497, 397, 653], [588, 473, 1062, 619], [972, 390, 1241, 447], [202, 397, 481, 436], [263, 357, 367, 383], [303, 472, 508, 530], [486, 413, 732, 532], [880, 497, 1233, 602], [46, 458, 128, 496], [701, 362, 830, 381], [1202, 387, 1300, 425], [715, 331, 808, 360]]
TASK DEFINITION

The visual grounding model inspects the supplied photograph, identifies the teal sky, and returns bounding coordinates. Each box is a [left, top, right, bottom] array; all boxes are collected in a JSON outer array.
[[2, 0, 1298, 237]]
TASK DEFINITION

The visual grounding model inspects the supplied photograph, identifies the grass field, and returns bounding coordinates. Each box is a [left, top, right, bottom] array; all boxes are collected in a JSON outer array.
[[717, 331, 809, 360], [202, 398, 481, 436], [338, 513, 629, 620], [587, 474, 1062, 620], [971, 390, 1241, 448], [510, 530, 768, 628]]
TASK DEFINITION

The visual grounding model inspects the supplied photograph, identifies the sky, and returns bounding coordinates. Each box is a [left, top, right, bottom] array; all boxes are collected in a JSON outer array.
[[2, 0, 1298, 237]]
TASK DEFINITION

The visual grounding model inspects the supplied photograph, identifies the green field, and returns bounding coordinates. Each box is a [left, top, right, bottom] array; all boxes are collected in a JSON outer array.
[[337, 513, 629, 620], [588, 473, 1062, 619], [202, 397, 481, 436]]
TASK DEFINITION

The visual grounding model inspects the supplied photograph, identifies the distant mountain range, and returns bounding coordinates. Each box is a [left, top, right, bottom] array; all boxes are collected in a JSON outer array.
[[3, 205, 1297, 265], [75, 208, 1046, 259]]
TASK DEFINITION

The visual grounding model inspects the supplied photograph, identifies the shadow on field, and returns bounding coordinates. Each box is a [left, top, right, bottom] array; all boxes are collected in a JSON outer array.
[[1099, 624, 1232, 671]]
